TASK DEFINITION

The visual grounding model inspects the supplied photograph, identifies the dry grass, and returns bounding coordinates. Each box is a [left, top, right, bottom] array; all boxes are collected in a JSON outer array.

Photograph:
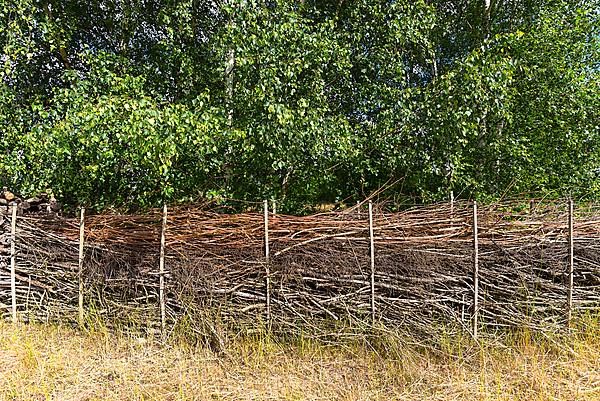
[[0, 321, 599, 401]]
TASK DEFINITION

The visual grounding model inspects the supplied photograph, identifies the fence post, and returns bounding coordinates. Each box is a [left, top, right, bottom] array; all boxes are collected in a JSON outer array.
[[461, 293, 466, 324], [10, 204, 17, 323], [78, 207, 85, 327], [472, 201, 479, 339], [368, 201, 376, 325], [567, 198, 574, 327], [271, 199, 277, 215], [159, 204, 167, 336], [264, 200, 271, 325]]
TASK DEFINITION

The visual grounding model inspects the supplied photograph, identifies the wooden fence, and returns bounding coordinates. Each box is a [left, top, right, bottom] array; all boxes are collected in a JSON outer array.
[[1, 199, 599, 340]]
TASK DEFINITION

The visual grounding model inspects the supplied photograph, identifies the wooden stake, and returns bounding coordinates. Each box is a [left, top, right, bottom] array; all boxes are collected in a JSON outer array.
[[159, 204, 168, 335], [368, 201, 376, 324], [567, 198, 574, 327], [264, 200, 271, 324], [461, 293, 466, 323], [450, 190, 455, 217], [271, 199, 277, 215], [472, 201, 479, 338], [10, 204, 17, 323], [78, 207, 85, 327]]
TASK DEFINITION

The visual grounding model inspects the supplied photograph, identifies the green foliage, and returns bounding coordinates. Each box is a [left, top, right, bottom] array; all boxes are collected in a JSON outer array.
[[418, 2, 600, 200], [0, 0, 598, 211], [18, 64, 227, 209], [211, 1, 354, 207]]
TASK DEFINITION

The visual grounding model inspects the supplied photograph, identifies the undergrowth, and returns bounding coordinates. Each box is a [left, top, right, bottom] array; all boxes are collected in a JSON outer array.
[[0, 315, 599, 400]]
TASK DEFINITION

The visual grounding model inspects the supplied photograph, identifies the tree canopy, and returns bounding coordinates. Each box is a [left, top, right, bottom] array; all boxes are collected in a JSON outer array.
[[1, 0, 598, 211]]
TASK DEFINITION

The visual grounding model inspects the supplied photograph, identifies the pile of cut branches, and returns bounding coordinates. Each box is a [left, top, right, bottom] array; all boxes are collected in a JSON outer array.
[[2, 200, 599, 339]]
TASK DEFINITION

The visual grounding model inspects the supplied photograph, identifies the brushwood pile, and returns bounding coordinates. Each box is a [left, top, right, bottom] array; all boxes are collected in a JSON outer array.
[[1, 188, 64, 307], [1, 197, 600, 339]]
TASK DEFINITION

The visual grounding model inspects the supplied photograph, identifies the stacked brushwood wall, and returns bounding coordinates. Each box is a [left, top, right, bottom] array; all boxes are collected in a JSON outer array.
[[1, 199, 600, 340]]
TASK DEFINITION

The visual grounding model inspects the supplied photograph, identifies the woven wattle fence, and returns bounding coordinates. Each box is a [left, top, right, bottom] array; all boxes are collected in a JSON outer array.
[[1, 200, 600, 339]]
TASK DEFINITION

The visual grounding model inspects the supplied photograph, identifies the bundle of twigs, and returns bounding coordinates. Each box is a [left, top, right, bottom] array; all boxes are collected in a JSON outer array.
[[0, 216, 78, 322]]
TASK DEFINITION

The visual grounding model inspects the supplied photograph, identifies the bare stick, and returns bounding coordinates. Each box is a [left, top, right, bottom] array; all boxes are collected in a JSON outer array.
[[159, 204, 168, 335], [264, 200, 271, 325], [369, 201, 376, 324], [450, 190, 455, 217], [461, 293, 465, 323], [567, 198, 574, 327], [272, 199, 277, 215], [78, 207, 85, 326], [10, 204, 17, 323], [472, 201, 479, 338]]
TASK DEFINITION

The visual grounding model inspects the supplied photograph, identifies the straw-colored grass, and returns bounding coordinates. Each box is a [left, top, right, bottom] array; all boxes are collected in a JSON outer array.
[[0, 321, 599, 401]]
